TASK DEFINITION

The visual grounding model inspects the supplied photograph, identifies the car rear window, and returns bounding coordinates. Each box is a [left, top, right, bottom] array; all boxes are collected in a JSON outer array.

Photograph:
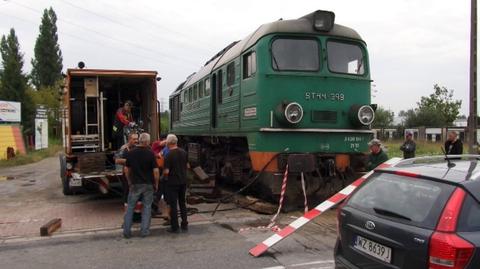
[[347, 173, 455, 229], [458, 194, 480, 232]]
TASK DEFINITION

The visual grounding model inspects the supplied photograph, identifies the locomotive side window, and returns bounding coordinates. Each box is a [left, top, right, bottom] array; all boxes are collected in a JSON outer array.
[[243, 51, 256, 79], [193, 84, 198, 101], [271, 38, 319, 71], [188, 87, 192, 103], [327, 41, 365, 75], [183, 90, 188, 104], [205, 78, 211, 96], [198, 80, 204, 98], [227, 62, 235, 86], [217, 69, 223, 104]]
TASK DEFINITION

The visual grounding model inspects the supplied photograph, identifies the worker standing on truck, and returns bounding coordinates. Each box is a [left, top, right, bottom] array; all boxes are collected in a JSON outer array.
[[113, 100, 134, 150], [123, 133, 159, 238]]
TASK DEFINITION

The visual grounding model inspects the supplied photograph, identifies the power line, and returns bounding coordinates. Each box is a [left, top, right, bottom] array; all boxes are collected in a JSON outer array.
[[96, 1, 217, 51], [8, 0, 201, 67], [0, 10, 179, 67], [57, 0, 213, 60]]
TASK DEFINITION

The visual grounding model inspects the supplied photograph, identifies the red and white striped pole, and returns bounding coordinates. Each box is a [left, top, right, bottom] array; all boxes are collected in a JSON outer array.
[[268, 164, 289, 227]]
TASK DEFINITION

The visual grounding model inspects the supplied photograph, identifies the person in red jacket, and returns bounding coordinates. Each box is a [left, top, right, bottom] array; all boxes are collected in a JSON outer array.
[[113, 100, 134, 150]]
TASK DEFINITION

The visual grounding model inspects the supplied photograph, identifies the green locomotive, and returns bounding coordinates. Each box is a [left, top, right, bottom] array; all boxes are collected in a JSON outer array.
[[169, 10, 375, 206]]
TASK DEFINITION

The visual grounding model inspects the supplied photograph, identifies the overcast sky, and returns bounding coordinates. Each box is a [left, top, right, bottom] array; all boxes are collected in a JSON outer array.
[[0, 0, 477, 114]]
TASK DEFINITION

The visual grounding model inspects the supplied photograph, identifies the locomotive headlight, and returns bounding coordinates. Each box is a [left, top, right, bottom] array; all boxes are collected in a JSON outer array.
[[312, 10, 335, 32], [284, 102, 304, 124], [66, 162, 73, 170], [357, 105, 375, 125]]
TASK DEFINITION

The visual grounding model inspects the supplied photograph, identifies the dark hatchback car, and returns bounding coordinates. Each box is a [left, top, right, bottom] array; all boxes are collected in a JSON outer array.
[[335, 156, 480, 269]]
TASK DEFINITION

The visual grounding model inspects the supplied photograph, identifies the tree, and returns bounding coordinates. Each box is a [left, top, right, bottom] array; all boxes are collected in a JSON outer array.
[[0, 28, 35, 135], [417, 84, 461, 126], [399, 84, 462, 127], [31, 7, 63, 89], [372, 107, 394, 129], [28, 82, 62, 137]]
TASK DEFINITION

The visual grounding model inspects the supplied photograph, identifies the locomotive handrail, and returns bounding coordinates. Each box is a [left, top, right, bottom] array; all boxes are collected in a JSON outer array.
[[259, 128, 374, 133]]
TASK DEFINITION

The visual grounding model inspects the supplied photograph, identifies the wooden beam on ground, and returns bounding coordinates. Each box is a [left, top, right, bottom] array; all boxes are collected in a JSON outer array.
[[40, 218, 62, 236]]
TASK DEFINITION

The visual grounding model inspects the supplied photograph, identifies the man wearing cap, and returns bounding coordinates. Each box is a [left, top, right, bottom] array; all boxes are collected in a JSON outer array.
[[366, 139, 389, 171], [400, 132, 416, 159]]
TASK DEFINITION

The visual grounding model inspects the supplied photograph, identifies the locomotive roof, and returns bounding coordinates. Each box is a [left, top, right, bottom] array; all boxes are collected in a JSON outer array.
[[174, 10, 364, 93]]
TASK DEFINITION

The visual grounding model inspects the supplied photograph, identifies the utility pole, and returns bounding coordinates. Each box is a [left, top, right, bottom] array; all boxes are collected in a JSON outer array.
[[468, 0, 478, 153]]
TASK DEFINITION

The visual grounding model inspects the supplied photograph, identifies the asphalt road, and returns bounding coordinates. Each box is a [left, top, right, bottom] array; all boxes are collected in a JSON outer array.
[[0, 223, 278, 269], [0, 156, 338, 269]]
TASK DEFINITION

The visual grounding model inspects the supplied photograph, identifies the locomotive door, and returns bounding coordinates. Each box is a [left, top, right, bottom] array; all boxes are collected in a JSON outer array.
[[211, 73, 218, 128]]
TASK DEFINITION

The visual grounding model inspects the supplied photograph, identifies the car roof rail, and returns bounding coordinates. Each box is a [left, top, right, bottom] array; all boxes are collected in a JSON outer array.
[[393, 154, 480, 167]]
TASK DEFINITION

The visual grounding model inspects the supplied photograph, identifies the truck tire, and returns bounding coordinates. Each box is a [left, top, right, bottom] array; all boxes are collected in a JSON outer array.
[[59, 154, 73, 195]]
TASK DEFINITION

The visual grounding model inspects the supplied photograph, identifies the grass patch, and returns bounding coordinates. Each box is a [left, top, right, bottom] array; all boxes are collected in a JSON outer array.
[[383, 140, 467, 158], [0, 139, 63, 168]]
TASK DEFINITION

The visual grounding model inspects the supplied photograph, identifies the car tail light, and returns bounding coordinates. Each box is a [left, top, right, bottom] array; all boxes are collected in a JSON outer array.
[[429, 187, 474, 269], [429, 232, 474, 269], [436, 188, 466, 232]]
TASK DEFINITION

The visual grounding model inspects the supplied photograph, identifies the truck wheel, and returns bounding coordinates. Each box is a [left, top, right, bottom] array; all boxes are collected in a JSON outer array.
[[62, 176, 73, 195], [59, 154, 73, 195]]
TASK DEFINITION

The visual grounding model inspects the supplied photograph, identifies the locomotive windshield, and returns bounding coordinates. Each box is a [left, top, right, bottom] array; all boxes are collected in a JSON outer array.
[[271, 38, 319, 71], [327, 41, 365, 75]]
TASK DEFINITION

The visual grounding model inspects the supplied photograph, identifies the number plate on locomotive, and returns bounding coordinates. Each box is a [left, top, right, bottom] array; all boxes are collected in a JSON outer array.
[[353, 235, 392, 263]]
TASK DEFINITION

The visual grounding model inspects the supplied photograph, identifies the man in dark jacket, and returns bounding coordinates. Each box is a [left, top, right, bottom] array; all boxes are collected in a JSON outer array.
[[400, 132, 416, 159], [366, 139, 389, 171], [164, 134, 189, 233], [445, 131, 463, 155]]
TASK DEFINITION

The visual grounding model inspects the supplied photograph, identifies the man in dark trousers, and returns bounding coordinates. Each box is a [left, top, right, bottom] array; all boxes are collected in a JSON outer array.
[[115, 132, 139, 205], [400, 132, 416, 159], [123, 132, 159, 238], [164, 134, 189, 233], [445, 131, 463, 155]]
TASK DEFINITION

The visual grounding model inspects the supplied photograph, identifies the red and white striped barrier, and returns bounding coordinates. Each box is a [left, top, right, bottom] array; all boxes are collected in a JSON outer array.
[[269, 165, 289, 225], [249, 158, 402, 257]]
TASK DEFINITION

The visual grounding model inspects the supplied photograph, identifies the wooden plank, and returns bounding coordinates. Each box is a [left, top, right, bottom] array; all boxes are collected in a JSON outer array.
[[40, 218, 62, 236]]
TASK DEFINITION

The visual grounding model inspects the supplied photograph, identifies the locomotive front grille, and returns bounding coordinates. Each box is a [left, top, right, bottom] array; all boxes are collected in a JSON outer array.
[[311, 110, 337, 123]]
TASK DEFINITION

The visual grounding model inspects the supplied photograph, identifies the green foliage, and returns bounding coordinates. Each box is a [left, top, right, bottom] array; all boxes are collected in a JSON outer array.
[[400, 84, 462, 127], [30, 7, 63, 89], [0, 138, 62, 168], [372, 107, 394, 128], [417, 84, 461, 125], [0, 28, 36, 135], [384, 140, 467, 159], [27, 82, 62, 137], [160, 111, 170, 134]]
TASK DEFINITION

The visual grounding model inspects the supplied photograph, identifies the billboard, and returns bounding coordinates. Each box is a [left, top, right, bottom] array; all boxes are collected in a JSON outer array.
[[0, 101, 21, 123], [35, 118, 48, 150]]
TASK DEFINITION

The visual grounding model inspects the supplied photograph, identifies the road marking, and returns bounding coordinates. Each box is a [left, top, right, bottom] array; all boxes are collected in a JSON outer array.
[[290, 260, 334, 267], [261, 260, 334, 269]]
